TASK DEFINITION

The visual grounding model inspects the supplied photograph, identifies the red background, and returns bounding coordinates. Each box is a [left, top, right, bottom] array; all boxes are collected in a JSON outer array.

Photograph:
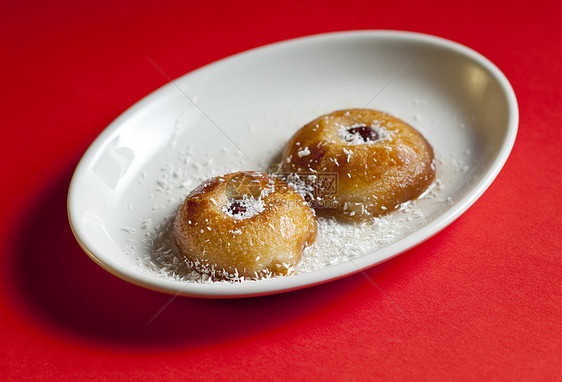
[[1, 0, 561, 380]]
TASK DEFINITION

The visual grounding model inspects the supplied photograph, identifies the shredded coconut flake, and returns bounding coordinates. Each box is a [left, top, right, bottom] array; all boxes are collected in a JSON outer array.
[[121, 226, 136, 234], [297, 147, 311, 157]]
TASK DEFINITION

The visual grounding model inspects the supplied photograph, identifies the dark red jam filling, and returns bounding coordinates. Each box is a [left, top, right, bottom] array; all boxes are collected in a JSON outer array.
[[347, 125, 378, 142], [227, 200, 247, 215]]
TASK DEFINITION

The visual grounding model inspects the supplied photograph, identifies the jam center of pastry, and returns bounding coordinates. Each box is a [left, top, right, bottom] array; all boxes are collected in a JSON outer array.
[[346, 125, 378, 142], [223, 196, 265, 219], [227, 200, 247, 216]]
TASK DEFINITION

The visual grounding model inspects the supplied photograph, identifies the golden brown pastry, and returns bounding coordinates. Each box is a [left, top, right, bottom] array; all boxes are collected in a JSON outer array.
[[173, 171, 317, 278], [280, 109, 435, 221]]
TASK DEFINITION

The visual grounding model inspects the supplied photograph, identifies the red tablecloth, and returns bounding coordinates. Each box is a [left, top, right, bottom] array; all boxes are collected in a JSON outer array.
[[1, 1, 561, 380]]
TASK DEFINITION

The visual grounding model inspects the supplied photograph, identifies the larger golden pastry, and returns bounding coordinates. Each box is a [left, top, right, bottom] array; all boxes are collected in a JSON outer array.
[[280, 109, 435, 221], [174, 171, 317, 278]]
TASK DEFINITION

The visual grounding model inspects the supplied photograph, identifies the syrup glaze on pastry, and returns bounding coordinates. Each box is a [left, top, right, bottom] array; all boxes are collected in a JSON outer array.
[[280, 109, 435, 221], [173, 171, 317, 278]]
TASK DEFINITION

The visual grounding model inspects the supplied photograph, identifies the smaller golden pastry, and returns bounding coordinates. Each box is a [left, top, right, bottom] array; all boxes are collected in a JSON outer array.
[[173, 171, 317, 278], [280, 109, 435, 221]]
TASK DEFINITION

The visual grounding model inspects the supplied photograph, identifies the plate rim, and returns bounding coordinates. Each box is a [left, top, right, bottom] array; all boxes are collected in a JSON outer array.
[[67, 29, 519, 298]]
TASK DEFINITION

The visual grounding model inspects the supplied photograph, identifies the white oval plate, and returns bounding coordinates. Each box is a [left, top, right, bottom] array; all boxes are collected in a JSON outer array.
[[68, 31, 518, 298]]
